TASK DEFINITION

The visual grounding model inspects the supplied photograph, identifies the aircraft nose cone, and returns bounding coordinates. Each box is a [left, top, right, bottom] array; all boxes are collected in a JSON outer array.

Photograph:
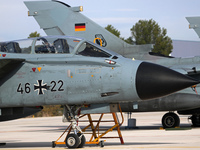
[[136, 62, 200, 100]]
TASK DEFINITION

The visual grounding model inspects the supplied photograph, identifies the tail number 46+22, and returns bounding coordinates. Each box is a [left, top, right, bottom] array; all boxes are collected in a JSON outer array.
[[17, 80, 64, 94]]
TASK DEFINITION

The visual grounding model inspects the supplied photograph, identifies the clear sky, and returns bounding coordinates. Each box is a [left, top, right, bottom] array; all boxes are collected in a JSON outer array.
[[1, 0, 200, 41]]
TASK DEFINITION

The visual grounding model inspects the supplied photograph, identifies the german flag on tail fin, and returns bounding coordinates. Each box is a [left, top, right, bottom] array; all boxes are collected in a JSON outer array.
[[75, 23, 86, 32]]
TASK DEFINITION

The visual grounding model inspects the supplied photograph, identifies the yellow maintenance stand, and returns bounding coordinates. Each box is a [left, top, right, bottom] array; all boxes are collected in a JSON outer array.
[[52, 104, 124, 148]]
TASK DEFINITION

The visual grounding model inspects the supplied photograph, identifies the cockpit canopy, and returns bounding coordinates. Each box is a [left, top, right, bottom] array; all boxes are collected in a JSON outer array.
[[0, 36, 113, 58], [35, 37, 77, 54]]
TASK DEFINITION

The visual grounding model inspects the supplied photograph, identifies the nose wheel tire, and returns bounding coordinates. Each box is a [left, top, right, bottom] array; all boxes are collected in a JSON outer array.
[[65, 134, 80, 149], [162, 112, 180, 128]]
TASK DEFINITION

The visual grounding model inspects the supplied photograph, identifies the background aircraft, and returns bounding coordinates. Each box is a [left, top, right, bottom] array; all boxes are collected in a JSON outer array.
[[24, 0, 200, 128], [187, 16, 200, 38], [1, 35, 198, 148]]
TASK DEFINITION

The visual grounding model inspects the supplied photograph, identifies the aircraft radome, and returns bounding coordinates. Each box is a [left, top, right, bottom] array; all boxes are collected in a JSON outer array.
[[0, 35, 199, 148], [24, 0, 200, 128]]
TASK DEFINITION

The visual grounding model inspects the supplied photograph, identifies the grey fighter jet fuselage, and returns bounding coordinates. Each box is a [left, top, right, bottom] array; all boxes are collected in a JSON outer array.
[[1, 35, 197, 123]]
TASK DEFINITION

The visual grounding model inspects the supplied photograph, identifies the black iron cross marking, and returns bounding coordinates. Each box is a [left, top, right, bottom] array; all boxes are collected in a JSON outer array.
[[34, 80, 47, 95]]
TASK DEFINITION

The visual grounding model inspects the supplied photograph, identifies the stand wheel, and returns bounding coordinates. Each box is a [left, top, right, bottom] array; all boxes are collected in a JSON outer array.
[[77, 133, 86, 148], [100, 140, 104, 147], [65, 134, 80, 149], [52, 141, 56, 148]]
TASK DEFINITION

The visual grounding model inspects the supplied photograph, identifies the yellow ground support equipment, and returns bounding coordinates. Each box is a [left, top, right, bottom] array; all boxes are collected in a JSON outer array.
[[52, 104, 124, 148]]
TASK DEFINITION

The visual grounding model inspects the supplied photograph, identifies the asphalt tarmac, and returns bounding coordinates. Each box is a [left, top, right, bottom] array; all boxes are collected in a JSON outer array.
[[0, 112, 200, 150]]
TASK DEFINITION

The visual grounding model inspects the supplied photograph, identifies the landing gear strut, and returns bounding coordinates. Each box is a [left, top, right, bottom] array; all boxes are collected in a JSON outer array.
[[162, 112, 180, 128], [54, 105, 85, 149]]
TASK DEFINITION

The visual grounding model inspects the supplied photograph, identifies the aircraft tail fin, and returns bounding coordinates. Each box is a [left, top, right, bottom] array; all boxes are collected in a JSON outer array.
[[24, 1, 154, 59], [24, 1, 128, 54], [186, 17, 200, 38]]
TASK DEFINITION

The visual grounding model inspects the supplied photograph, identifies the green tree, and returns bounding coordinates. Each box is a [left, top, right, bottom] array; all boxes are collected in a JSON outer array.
[[105, 25, 134, 44], [28, 31, 41, 38], [130, 19, 173, 56], [105, 24, 120, 38], [124, 37, 135, 45]]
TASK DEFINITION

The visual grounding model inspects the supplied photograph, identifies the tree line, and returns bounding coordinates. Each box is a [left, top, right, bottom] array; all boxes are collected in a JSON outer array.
[[105, 19, 173, 56]]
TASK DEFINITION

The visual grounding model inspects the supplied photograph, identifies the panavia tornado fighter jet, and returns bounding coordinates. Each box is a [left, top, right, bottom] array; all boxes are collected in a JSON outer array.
[[0, 35, 199, 148], [24, 0, 200, 128]]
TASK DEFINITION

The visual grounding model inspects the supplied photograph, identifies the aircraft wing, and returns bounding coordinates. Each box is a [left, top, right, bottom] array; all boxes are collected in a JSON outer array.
[[0, 59, 25, 79]]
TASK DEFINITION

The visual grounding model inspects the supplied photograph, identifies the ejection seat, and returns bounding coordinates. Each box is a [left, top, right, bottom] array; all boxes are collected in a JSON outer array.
[[5, 42, 22, 53], [53, 39, 69, 53], [0, 43, 7, 52]]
